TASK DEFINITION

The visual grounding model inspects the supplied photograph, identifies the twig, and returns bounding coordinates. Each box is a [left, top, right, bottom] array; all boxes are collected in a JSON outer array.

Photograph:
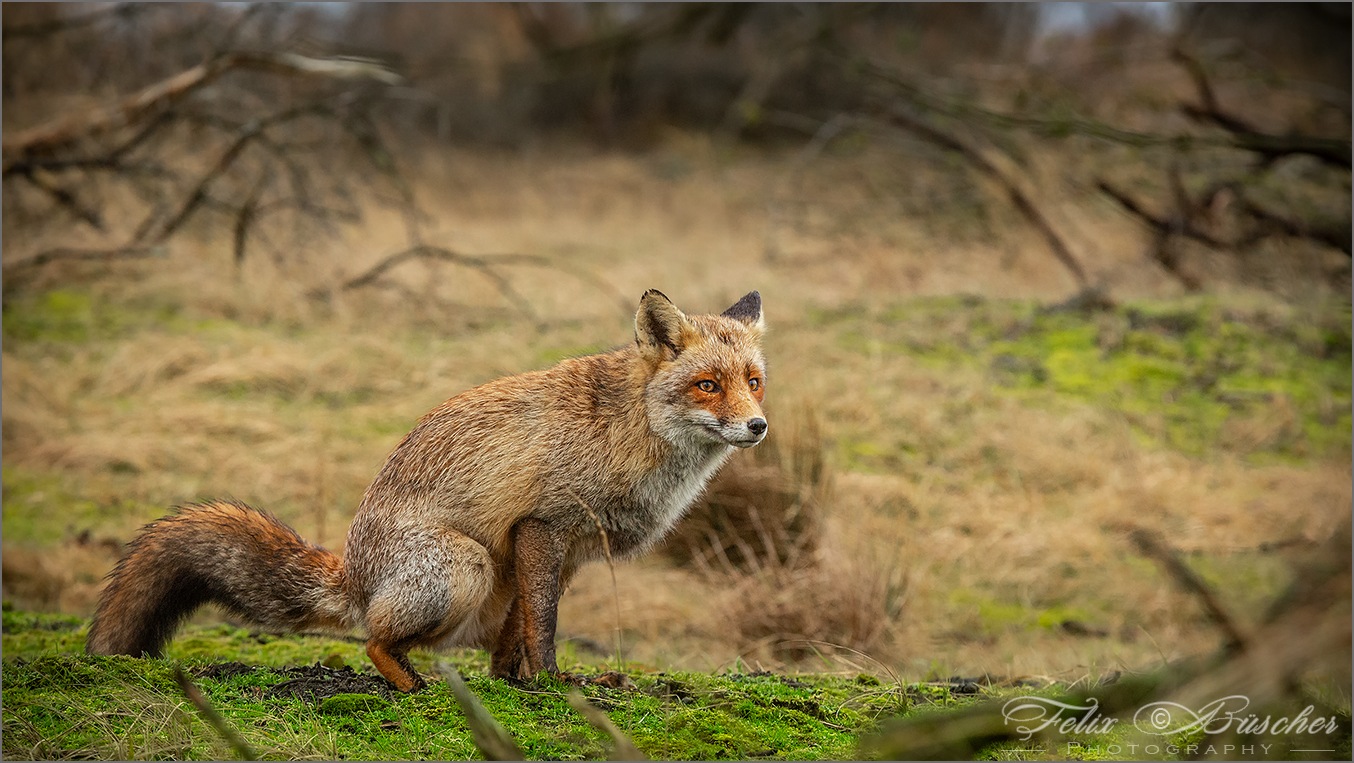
[[1125, 527, 1249, 656], [18, 171, 105, 230], [1096, 178, 1229, 251], [854, 54, 1351, 167], [1, 3, 144, 41], [1235, 194, 1352, 256], [566, 692, 648, 761], [882, 106, 1090, 288], [437, 665, 525, 761], [5, 245, 159, 275], [233, 171, 268, 270], [565, 487, 625, 673], [341, 244, 632, 324], [173, 668, 258, 761], [2, 51, 400, 170], [148, 104, 324, 244], [1169, 46, 1350, 168]]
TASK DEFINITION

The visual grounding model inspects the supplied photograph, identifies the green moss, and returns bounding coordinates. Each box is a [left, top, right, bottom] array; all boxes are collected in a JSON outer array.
[[2, 612, 910, 761], [1, 466, 129, 546], [847, 296, 1351, 461], [2, 288, 186, 345], [319, 692, 390, 715]]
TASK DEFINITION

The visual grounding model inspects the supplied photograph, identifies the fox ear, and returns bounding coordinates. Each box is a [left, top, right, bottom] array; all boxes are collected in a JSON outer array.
[[720, 291, 764, 330], [635, 289, 692, 361]]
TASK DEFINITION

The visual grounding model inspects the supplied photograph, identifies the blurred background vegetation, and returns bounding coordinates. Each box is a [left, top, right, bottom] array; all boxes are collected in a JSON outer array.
[[2, 0, 1349, 713]]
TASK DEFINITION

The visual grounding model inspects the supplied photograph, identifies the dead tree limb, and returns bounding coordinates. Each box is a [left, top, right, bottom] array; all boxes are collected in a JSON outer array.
[[1236, 194, 1353, 256], [16, 172, 105, 230], [1126, 527, 1249, 656], [856, 55, 1351, 168], [341, 245, 632, 322], [1170, 47, 1351, 169], [1, 3, 145, 41], [1, 51, 400, 171], [1100, 177, 1351, 264], [2, 246, 162, 297], [883, 106, 1090, 289], [1096, 179, 1228, 250], [233, 172, 268, 270]]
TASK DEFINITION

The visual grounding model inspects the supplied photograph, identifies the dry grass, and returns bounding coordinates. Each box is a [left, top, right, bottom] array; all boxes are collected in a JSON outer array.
[[3, 125, 1349, 685]]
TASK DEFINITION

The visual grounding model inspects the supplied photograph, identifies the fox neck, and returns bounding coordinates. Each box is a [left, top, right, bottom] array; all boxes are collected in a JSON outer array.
[[622, 352, 736, 554]]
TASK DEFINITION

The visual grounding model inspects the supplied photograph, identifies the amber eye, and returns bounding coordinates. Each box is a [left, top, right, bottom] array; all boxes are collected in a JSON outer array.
[[749, 378, 761, 391], [696, 380, 719, 394]]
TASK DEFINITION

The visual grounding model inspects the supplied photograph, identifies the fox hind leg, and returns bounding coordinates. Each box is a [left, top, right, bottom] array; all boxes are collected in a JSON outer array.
[[363, 528, 493, 692]]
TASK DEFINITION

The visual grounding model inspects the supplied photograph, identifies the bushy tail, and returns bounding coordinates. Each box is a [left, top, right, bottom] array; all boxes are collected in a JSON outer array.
[[86, 500, 352, 657]]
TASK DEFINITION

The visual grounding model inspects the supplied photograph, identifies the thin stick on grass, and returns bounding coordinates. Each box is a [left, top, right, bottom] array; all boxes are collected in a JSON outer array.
[[172, 668, 258, 761], [566, 691, 648, 761], [565, 487, 625, 673], [437, 664, 525, 761], [1125, 526, 1249, 655]]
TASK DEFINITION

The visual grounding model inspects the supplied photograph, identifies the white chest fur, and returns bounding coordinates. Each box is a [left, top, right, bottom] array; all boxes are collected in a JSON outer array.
[[633, 441, 734, 546]]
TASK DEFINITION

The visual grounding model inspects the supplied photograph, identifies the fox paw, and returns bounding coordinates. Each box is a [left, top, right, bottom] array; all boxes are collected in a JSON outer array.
[[550, 671, 589, 687], [589, 671, 633, 690]]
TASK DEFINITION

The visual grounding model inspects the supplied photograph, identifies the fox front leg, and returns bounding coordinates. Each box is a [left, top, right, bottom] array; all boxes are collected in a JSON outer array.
[[510, 517, 566, 677]]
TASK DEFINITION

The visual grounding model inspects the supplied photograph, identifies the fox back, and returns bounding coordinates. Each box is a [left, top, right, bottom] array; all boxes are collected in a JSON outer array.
[[344, 290, 768, 604]]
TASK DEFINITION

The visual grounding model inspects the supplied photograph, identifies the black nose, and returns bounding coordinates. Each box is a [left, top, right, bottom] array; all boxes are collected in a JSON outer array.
[[747, 418, 767, 436]]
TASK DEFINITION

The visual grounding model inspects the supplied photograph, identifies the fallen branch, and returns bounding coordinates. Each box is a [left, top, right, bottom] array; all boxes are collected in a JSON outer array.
[[1171, 47, 1351, 169], [1236, 194, 1352, 256], [856, 54, 1351, 167], [1, 3, 144, 41], [17, 171, 105, 230], [883, 105, 1090, 288], [1096, 179, 1228, 251], [341, 245, 633, 323], [1099, 177, 1352, 264], [1, 246, 161, 297], [567, 692, 648, 761], [438, 665, 525, 761], [2, 51, 400, 171], [173, 668, 258, 761], [1125, 527, 1249, 656]]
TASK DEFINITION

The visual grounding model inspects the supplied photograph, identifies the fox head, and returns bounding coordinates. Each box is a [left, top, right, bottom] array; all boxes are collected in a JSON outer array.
[[635, 289, 767, 450]]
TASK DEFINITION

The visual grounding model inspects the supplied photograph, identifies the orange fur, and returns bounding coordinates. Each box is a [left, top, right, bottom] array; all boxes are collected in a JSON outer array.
[[86, 290, 768, 690]]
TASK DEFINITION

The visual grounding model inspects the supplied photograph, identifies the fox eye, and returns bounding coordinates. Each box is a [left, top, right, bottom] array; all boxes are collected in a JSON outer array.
[[749, 378, 761, 391], [696, 380, 720, 394]]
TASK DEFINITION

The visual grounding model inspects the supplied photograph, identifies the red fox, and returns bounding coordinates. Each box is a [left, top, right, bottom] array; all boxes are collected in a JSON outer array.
[[86, 290, 767, 691]]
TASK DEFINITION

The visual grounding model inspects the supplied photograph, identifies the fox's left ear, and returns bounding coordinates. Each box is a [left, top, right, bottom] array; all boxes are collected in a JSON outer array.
[[721, 291, 764, 331]]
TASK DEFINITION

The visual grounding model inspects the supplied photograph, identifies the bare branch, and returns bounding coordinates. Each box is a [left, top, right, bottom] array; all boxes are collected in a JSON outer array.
[[1170, 47, 1351, 168], [1, 3, 145, 41], [856, 55, 1351, 167], [148, 103, 326, 244], [883, 106, 1090, 288], [233, 173, 268, 270], [2, 52, 400, 170], [18, 172, 105, 231], [1126, 527, 1249, 656], [1096, 179, 1229, 250], [173, 668, 259, 761], [341, 245, 633, 324], [437, 666, 525, 761], [1236, 194, 1353, 256]]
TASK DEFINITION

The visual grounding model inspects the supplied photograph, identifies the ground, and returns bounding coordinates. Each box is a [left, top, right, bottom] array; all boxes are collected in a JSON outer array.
[[3, 141, 1350, 760]]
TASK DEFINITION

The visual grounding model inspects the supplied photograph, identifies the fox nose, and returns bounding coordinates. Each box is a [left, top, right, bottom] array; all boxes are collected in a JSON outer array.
[[747, 418, 767, 436]]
